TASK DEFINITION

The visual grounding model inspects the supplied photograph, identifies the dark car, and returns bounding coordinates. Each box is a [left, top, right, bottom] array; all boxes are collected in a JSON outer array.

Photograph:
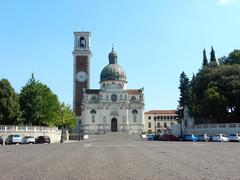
[[35, 136, 51, 144], [0, 136, 3, 145], [147, 133, 160, 141], [159, 134, 179, 141]]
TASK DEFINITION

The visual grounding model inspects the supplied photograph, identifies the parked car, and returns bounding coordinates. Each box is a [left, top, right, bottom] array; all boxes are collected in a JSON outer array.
[[212, 134, 229, 142], [5, 134, 22, 145], [147, 133, 159, 141], [22, 136, 35, 144], [197, 134, 211, 142], [182, 134, 198, 141], [35, 136, 51, 144], [229, 134, 240, 142], [0, 136, 3, 145], [141, 132, 148, 139], [159, 134, 179, 141]]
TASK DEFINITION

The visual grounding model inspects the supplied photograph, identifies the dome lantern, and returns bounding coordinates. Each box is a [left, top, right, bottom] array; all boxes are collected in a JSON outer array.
[[108, 47, 118, 64], [100, 48, 127, 83]]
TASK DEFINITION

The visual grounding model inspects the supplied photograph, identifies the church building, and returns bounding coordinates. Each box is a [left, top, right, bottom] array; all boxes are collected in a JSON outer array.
[[73, 32, 145, 134]]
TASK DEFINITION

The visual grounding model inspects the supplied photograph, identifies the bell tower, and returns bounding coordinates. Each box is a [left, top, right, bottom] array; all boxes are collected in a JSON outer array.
[[73, 32, 91, 116]]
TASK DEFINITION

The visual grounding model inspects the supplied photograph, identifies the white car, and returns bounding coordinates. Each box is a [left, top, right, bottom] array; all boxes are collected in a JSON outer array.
[[212, 134, 229, 142], [141, 132, 147, 139], [229, 134, 240, 142], [5, 134, 22, 145], [22, 136, 35, 144]]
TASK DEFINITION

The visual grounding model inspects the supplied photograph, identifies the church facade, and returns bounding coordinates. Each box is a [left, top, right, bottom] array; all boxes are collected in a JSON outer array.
[[73, 32, 145, 134]]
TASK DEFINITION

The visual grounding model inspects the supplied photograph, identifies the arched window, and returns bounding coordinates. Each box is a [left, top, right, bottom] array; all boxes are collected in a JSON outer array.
[[91, 96, 98, 102], [111, 94, 117, 102], [164, 122, 167, 128], [130, 96, 137, 102], [79, 37, 85, 48], [90, 109, 97, 123], [132, 109, 138, 122], [148, 122, 151, 128]]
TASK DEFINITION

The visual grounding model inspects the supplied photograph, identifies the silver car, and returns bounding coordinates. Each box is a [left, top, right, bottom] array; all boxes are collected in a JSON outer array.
[[212, 134, 229, 142], [22, 136, 35, 144], [5, 134, 22, 145], [229, 134, 240, 142]]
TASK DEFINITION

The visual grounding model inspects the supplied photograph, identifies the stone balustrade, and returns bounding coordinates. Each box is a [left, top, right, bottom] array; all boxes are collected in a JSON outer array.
[[0, 125, 61, 143], [186, 123, 240, 135]]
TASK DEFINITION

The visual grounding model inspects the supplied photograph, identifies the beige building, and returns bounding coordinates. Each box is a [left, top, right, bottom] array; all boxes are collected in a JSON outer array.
[[144, 110, 178, 133]]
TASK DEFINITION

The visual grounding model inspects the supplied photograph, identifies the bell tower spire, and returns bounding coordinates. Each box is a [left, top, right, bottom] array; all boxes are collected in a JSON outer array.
[[72, 32, 92, 117]]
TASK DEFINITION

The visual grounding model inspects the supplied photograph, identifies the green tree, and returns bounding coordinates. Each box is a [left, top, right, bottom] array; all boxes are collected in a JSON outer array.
[[209, 47, 218, 67], [178, 71, 191, 108], [176, 71, 191, 123], [57, 103, 77, 129], [202, 49, 208, 66], [191, 49, 240, 123], [19, 74, 61, 126], [0, 79, 22, 125], [219, 49, 240, 65]]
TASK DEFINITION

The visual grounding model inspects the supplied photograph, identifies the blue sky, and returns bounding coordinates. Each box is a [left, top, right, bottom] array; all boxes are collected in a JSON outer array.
[[0, 0, 239, 111]]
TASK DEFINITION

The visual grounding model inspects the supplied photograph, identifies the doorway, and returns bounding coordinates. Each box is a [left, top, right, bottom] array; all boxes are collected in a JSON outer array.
[[111, 118, 118, 132]]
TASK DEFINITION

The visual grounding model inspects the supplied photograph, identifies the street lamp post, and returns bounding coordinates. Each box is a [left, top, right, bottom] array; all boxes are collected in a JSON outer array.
[[78, 117, 81, 141], [154, 113, 157, 134], [177, 106, 184, 137], [60, 107, 64, 143]]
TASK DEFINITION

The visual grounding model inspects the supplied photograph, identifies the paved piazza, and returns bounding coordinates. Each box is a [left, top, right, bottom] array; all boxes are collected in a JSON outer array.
[[0, 134, 239, 180]]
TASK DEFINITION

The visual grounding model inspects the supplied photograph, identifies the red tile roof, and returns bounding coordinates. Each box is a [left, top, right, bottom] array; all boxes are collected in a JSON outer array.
[[127, 89, 142, 94], [145, 110, 177, 115], [85, 89, 100, 94]]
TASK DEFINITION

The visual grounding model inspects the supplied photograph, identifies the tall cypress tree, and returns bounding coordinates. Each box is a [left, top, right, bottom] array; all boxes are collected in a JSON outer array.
[[209, 46, 218, 67], [202, 49, 208, 66], [178, 71, 191, 108]]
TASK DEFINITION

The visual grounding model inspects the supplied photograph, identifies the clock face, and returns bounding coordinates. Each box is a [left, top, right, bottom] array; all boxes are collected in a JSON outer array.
[[76, 71, 87, 82]]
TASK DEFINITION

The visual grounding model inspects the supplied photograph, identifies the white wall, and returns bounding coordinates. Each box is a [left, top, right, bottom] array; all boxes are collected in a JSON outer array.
[[0, 126, 61, 143]]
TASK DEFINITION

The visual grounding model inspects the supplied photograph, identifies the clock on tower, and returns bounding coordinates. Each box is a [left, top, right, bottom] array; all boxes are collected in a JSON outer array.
[[72, 32, 91, 116]]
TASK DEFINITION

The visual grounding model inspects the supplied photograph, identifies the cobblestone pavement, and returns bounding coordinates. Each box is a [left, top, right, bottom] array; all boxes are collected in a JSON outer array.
[[0, 133, 240, 180]]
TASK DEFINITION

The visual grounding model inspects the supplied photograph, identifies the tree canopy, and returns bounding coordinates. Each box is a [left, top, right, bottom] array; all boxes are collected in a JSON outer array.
[[0, 74, 77, 128], [181, 48, 240, 124], [19, 74, 61, 126], [0, 79, 22, 125], [57, 103, 77, 129]]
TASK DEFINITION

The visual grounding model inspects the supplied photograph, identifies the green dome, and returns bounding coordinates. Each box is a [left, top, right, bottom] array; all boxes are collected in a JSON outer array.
[[100, 48, 127, 83]]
